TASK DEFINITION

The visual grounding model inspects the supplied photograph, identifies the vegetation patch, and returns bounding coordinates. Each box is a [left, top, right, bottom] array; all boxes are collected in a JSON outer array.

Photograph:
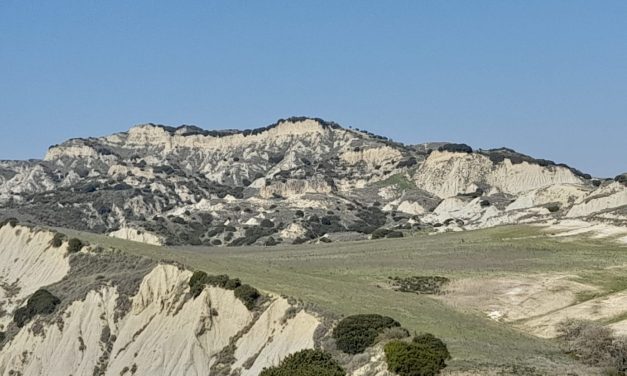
[[50, 232, 65, 248], [0, 217, 18, 228], [557, 319, 627, 374], [371, 228, 404, 239], [389, 276, 450, 295], [14, 289, 61, 328], [384, 333, 450, 376], [67, 238, 84, 253], [333, 314, 401, 354], [259, 349, 345, 376], [189, 271, 260, 310]]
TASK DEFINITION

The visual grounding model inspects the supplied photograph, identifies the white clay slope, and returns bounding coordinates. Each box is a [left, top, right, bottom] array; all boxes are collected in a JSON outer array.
[[0, 260, 321, 376], [0, 224, 69, 328], [414, 151, 583, 198]]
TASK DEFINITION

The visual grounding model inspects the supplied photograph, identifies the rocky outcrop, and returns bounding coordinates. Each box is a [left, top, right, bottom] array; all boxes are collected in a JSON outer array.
[[413, 151, 584, 198], [2, 116, 622, 247]]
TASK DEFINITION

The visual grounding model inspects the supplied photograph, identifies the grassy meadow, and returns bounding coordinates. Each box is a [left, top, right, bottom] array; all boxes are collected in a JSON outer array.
[[59, 225, 627, 372]]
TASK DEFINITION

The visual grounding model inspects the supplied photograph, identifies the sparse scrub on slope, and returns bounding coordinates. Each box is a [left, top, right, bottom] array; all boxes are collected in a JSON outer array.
[[557, 319, 627, 374], [189, 270, 260, 310], [259, 349, 345, 376]]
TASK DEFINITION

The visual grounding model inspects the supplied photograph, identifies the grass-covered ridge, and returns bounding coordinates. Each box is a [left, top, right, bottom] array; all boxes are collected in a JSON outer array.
[[54, 224, 627, 373]]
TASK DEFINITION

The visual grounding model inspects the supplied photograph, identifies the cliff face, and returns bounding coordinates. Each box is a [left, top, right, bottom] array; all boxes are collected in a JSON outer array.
[[0, 117, 624, 247], [0, 224, 324, 376]]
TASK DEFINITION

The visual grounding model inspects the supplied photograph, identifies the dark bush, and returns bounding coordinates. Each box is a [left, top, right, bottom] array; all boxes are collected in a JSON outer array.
[[50, 232, 65, 248], [396, 157, 418, 168], [372, 228, 391, 239], [389, 276, 450, 295], [259, 349, 345, 376], [67, 238, 84, 253], [234, 284, 260, 310], [333, 314, 401, 354], [260, 219, 274, 228], [189, 271, 256, 309], [386, 230, 403, 238], [545, 203, 561, 213], [113, 183, 132, 190], [413, 333, 451, 361], [384, 336, 449, 376], [372, 228, 403, 239], [14, 289, 61, 327], [264, 237, 278, 246], [438, 143, 472, 154], [295, 210, 305, 218], [0, 218, 18, 228]]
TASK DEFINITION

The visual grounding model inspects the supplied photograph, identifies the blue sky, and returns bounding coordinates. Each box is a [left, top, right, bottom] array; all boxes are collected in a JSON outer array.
[[1, 1, 625, 177]]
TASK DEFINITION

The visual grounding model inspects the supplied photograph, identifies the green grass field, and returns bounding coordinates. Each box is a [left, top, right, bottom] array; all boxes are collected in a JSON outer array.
[[59, 225, 627, 372]]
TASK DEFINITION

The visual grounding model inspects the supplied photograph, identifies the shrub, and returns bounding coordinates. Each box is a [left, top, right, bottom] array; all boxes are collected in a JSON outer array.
[[389, 276, 450, 295], [260, 219, 274, 228], [260, 349, 345, 376], [371, 228, 391, 239], [384, 336, 450, 376], [0, 218, 18, 228], [545, 203, 561, 213], [333, 314, 401, 354], [295, 210, 305, 218], [14, 289, 61, 327], [413, 333, 451, 362], [234, 284, 260, 310], [189, 271, 257, 310], [67, 238, 84, 253], [50, 232, 65, 248], [438, 143, 472, 154], [557, 319, 627, 372], [386, 230, 404, 238], [264, 237, 278, 246]]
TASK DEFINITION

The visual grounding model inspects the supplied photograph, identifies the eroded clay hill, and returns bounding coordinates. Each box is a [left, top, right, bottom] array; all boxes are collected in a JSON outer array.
[[0, 223, 324, 376], [0, 117, 625, 247]]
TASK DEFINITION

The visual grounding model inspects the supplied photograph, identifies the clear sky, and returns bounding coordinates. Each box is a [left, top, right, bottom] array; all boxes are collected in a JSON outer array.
[[1, 1, 625, 177]]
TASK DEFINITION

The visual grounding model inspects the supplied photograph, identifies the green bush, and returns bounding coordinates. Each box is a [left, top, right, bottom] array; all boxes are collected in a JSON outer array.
[[413, 333, 451, 361], [14, 289, 61, 328], [189, 271, 258, 310], [234, 284, 260, 310], [333, 314, 401, 354], [260, 349, 345, 376], [67, 238, 84, 253], [384, 335, 450, 376], [389, 276, 450, 295]]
